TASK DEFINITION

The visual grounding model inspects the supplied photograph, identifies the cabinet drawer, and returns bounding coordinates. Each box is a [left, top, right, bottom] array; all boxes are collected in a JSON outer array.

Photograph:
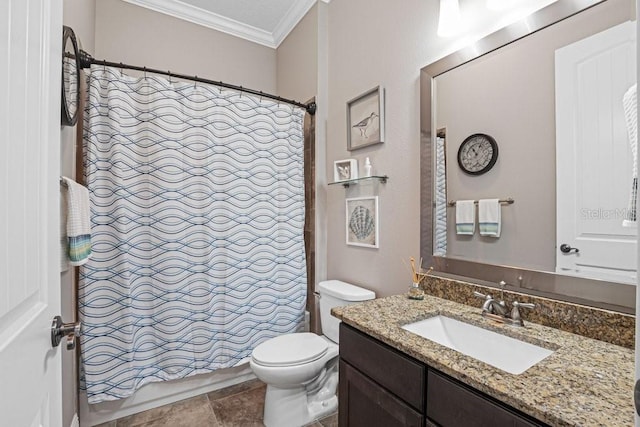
[[339, 360, 424, 427], [340, 323, 425, 411], [427, 370, 545, 427]]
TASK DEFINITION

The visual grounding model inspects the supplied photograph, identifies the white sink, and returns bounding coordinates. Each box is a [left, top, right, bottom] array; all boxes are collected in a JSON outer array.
[[401, 315, 554, 375]]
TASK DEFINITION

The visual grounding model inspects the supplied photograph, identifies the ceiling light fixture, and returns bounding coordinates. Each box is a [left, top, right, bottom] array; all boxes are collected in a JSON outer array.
[[486, 0, 510, 11], [437, 0, 463, 37]]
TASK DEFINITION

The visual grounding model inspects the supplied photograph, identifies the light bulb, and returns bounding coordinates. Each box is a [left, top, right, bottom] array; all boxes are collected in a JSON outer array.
[[437, 0, 462, 38]]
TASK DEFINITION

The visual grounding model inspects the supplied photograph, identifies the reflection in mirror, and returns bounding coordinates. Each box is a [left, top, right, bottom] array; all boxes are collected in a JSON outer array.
[[421, 0, 637, 312], [554, 19, 636, 284], [62, 26, 79, 126]]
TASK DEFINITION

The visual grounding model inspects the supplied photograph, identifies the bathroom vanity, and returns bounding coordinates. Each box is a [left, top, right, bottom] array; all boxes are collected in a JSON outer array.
[[339, 323, 543, 426], [333, 291, 634, 427]]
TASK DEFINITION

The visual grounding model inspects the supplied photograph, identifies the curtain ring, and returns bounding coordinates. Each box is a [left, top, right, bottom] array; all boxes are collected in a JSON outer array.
[[143, 66, 147, 80], [194, 76, 197, 88], [239, 86, 243, 98], [168, 71, 172, 84], [119, 62, 124, 76]]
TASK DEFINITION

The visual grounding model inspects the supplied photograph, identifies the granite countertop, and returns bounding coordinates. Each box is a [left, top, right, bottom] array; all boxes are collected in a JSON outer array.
[[332, 294, 635, 427]]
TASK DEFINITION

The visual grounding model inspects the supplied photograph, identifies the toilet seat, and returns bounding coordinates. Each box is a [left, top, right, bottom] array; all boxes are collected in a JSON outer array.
[[252, 333, 328, 367]]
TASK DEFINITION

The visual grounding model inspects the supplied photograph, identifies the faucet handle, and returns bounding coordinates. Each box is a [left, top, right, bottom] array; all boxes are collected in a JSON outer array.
[[510, 301, 535, 325], [513, 301, 535, 310], [473, 291, 496, 314], [473, 291, 490, 300]]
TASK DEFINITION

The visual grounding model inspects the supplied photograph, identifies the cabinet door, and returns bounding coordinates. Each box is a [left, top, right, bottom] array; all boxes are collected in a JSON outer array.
[[427, 371, 547, 427], [340, 323, 425, 411], [339, 361, 424, 427]]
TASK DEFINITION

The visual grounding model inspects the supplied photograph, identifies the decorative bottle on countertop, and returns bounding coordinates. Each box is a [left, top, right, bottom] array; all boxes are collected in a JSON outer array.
[[364, 157, 372, 177]]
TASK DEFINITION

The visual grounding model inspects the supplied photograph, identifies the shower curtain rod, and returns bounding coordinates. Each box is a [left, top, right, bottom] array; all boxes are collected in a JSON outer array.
[[77, 50, 317, 116]]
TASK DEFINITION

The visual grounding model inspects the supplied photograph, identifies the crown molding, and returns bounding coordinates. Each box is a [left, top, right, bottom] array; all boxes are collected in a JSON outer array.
[[122, 0, 319, 49], [272, 0, 316, 47], [122, 0, 275, 48]]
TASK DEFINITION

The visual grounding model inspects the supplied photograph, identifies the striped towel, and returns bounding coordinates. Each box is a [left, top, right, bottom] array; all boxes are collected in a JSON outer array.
[[61, 176, 92, 265], [455, 200, 475, 235], [479, 199, 501, 237]]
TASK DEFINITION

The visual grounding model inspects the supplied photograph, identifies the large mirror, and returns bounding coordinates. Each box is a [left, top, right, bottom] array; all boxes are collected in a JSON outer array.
[[420, 0, 637, 312]]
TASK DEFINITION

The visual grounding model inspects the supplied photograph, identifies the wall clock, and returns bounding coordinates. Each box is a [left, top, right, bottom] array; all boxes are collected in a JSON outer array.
[[61, 26, 80, 127], [457, 133, 499, 175]]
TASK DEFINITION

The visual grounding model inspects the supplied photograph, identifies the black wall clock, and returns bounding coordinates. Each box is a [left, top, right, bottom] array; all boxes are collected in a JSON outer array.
[[457, 133, 499, 175]]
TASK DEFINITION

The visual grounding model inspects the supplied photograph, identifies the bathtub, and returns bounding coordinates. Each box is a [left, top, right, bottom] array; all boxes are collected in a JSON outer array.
[[79, 361, 255, 426], [78, 311, 309, 426]]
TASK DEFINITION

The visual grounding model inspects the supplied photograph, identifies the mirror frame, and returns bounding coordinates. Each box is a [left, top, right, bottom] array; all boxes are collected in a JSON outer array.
[[61, 25, 80, 127], [420, 0, 636, 314]]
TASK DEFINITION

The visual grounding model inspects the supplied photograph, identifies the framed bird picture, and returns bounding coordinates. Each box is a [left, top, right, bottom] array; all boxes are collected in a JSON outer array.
[[347, 86, 385, 151]]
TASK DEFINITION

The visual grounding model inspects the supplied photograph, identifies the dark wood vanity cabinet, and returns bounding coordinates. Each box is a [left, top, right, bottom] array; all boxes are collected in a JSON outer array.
[[426, 370, 542, 427], [339, 362, 424, 427], [339, 324, 547, 427]]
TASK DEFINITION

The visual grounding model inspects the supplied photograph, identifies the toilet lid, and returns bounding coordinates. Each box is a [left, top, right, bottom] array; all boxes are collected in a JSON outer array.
[[252, 333, 328, 367]]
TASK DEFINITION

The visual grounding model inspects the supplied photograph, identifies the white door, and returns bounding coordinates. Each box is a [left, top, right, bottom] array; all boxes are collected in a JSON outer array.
[[556, 21, 637, 284], [0, 1, 64, 426]]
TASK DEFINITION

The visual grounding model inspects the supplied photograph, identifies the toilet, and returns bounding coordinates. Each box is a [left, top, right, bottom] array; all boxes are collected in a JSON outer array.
[[250, 280, 375, 427]]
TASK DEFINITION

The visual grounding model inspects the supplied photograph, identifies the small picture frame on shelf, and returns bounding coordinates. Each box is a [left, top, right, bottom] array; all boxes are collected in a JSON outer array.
[[346, 196, 379, 248], [347, 86, 385, 151], [334, 159, 358, 182]]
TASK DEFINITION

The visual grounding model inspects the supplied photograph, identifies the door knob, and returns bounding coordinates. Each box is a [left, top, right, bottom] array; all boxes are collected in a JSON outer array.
[[51, 315, 81, 350], [559, 244, 579, 254]]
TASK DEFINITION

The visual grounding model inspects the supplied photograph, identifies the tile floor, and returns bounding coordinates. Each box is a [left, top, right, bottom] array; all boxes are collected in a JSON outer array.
[[95, 379, 338, 427]]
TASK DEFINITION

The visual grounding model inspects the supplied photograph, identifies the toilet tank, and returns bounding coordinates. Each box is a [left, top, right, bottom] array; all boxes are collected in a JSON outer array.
[[318, 280, 375, 343]]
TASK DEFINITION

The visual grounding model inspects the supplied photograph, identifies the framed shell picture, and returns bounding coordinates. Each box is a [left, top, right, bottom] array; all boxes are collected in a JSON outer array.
[[346, 196, 379, 248], [347, 86, 385, 151]]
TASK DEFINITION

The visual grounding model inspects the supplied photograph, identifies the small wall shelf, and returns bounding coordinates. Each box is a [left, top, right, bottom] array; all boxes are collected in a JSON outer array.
[[328, 175, 389, 188]]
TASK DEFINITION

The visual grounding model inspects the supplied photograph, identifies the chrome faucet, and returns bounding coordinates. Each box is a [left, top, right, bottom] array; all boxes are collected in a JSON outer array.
[[473, 282, 535, 326], [474, 291, 508, 316]]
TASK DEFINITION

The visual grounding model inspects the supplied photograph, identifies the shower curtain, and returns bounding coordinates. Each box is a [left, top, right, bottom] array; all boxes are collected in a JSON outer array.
[[79, 67, 307, 404]]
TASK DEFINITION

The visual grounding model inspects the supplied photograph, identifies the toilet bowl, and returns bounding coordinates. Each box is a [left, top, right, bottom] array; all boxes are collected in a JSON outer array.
[[250, 280, 375, 427]]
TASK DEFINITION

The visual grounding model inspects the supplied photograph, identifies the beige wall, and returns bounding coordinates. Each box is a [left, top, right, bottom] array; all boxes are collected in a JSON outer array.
[[94, 0, 277, 93], [437, 0, 632, 272], [276, 4, 318, 102], [325, 0, 437, 297], [323, 0, 561, 297], [62, 2, 96, 427], [276, 3, 328, 295]]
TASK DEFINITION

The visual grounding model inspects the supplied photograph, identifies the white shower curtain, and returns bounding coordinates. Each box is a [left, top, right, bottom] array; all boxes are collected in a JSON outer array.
[[80, 67, 307, 404]]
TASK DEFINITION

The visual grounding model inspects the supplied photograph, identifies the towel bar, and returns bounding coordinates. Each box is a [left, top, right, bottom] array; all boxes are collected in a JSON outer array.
[[447, 198, 514, 207]]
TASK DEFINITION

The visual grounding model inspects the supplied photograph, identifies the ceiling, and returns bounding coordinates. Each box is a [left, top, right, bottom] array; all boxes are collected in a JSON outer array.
[[121, 0, 328, 48]]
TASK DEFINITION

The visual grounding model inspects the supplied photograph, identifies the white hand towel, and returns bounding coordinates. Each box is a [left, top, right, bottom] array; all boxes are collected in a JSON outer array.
[[61, 176, 92, 265], [455, 200, 475, 235], [479, 199, 501, 237]]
